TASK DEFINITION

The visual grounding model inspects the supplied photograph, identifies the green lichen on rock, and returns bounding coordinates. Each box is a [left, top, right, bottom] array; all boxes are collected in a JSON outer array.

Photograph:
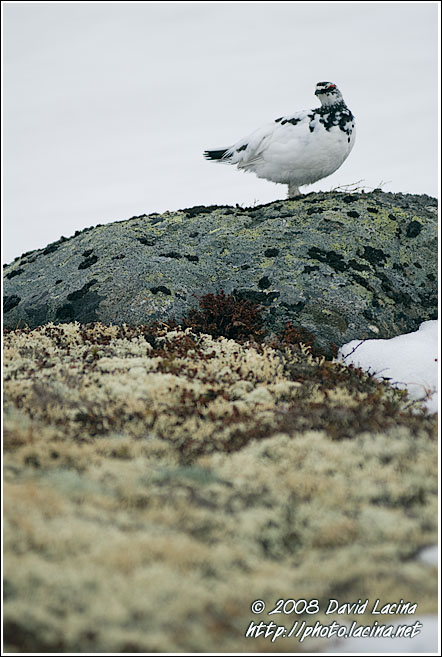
[[3, 191, 437, 354], [3, 323, 438, 652]]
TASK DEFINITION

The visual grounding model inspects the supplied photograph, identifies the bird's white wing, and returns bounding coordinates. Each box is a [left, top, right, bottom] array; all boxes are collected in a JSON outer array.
[[225, 109, 311, 168]]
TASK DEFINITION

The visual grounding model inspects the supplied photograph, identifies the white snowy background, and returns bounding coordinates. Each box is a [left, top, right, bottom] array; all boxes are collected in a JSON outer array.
[[2, 2, 438, 263], [2, 4, 440, 651]]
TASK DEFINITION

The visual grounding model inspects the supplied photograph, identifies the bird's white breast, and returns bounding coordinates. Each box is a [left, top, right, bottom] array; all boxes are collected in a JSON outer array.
[[229, 107, 355, 187]]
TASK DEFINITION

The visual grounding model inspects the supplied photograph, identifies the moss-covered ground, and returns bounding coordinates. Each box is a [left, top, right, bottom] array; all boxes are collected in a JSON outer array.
[[3, 322, 438, 652]]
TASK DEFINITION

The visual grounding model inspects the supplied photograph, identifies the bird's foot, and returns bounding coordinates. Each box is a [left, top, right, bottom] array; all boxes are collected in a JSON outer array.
[[287, 184, 301, 198]]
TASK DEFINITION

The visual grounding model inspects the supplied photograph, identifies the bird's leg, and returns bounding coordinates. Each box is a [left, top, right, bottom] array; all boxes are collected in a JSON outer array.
[[288, 183, 301, 198]]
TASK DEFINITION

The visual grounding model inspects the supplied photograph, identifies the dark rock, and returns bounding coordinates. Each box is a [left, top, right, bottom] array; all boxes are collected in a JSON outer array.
[[3, 191, 438, 352], [406, 220, 423, 238], [264, 248, 279, 257], [4, 295, 21, 313]]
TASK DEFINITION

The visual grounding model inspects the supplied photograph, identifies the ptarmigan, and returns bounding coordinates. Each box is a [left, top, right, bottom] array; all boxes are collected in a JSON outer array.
[[204, 81, 355, 198]]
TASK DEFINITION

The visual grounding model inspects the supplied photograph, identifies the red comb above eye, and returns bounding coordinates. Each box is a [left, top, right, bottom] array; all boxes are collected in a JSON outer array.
[[328, 84, 336, 89]]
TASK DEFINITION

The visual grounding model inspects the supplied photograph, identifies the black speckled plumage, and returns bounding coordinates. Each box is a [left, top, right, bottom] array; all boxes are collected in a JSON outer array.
[[204, 81, 356, 198]]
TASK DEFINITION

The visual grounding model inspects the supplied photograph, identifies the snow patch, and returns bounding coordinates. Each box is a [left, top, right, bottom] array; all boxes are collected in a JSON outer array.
[[338, 320, 438, 414]]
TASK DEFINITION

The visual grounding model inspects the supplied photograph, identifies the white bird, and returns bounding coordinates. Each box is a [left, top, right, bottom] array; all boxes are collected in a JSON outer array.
[[204, 81, 356, 198]]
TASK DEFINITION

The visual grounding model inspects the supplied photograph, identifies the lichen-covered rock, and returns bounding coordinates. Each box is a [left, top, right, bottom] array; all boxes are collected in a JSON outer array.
[[3, 191, 438, 351], [3, 323, 438, 652]]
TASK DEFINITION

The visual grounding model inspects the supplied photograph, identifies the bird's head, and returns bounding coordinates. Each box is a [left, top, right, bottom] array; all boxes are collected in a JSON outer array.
[[314, 81, 343, 106]]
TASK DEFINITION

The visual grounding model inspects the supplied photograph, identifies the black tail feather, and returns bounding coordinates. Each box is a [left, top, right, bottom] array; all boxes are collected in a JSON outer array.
[[204, 148, 231, 161]]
